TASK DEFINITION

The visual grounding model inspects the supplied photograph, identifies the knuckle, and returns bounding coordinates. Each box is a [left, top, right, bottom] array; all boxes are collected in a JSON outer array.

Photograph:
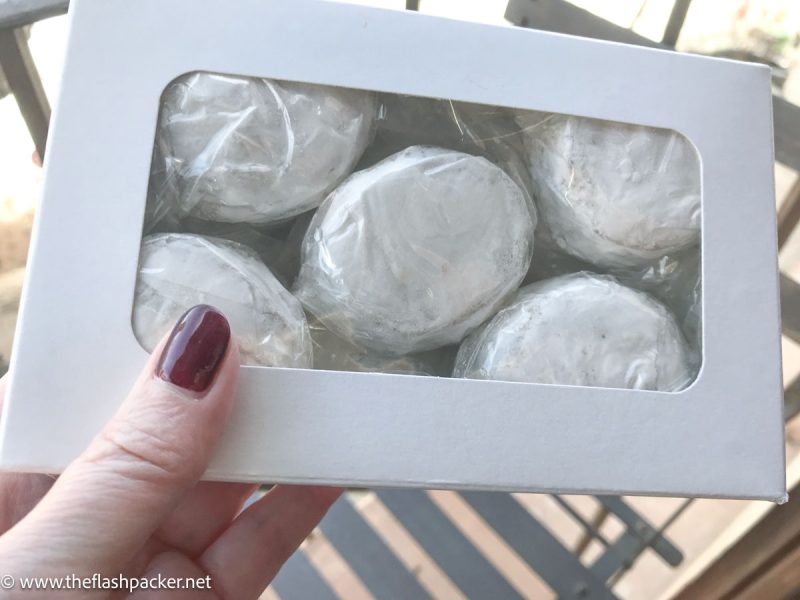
[[250, 506, 303, 563], [82, 402, 203, 487]]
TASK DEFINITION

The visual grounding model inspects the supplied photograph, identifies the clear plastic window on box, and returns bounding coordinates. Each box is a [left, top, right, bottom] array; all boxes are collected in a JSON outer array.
[[134, 72, 702, 392]]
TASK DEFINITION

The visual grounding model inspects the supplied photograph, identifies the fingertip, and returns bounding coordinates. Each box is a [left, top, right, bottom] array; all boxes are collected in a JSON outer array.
[[155, 306, 231, 394], [138, 305, 241, 403]]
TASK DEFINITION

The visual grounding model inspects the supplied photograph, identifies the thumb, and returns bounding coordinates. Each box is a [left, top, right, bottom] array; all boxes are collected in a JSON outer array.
[[0, 304, 240, 578]]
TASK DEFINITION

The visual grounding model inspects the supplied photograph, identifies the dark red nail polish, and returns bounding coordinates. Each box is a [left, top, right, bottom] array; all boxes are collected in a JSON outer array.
[[156, 305, 230, 393]]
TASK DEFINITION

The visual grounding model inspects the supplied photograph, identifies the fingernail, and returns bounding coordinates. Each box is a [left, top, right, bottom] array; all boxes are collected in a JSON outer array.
[[156, 305, 231, 393]]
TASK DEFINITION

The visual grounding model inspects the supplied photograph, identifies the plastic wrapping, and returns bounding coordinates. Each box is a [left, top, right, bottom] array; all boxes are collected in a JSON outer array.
[[294, 145, 536, 355], [613, 248, 702, 370], [133, 233, 312, 367], [148, 72, 376, 226], [523, 230, 703, 371], [366, 95, 525, 163], [454, 273, 693, 391], [138, 75, 704, 387], [366, 96, 539, 217], [169, 216, 309, 289], [309, 319, 436, 376], [517, 113, 701, 270]]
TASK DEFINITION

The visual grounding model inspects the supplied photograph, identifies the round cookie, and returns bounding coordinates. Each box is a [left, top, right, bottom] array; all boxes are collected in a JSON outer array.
[[454, 273, 693, 391], [133, 233, 312, 367], [517, 113, 701, 269], [294, 146, 536, 355], [153, 72, 376, 224]]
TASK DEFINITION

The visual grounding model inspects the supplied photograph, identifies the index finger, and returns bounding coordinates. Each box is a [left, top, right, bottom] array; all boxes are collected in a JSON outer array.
[[199, 485, 342, 599]]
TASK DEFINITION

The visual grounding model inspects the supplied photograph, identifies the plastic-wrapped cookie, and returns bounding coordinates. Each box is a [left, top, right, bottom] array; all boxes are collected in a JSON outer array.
[[134, 233, 312, 367], [295, 146, 536, 355], [151, 72, 376, 224], [454, 273, 693, 391], [517, 113, 701, 269]]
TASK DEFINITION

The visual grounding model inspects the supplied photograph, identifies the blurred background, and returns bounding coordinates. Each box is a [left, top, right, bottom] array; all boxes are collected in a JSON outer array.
[[2, 1, 800, 598]]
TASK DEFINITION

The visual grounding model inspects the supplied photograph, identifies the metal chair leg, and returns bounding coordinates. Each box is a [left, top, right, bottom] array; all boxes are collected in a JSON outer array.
[[0, 27, 50, 160]]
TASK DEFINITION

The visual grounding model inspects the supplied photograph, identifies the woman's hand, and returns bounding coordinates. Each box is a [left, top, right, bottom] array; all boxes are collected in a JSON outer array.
[[0, 304, 340, 599]]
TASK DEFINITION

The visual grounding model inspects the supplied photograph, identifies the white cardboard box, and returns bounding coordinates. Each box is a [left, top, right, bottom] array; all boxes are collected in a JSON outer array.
[[0, 0, 786, 501]]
